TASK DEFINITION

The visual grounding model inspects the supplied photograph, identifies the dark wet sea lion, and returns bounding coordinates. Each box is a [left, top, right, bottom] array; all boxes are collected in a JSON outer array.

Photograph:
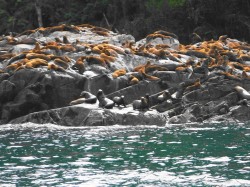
[[80, 91, 97, 104], [96, 89, 114, 109], [113, 95, 126, 107], [235, 86, 250, 100], [133, 97, 149, 111]]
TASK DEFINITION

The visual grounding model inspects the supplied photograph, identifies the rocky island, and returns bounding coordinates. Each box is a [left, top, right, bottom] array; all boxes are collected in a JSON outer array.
[[1, 24, 250, 126]]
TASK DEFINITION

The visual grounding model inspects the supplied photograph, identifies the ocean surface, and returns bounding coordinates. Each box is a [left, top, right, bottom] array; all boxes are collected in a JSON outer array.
[[0, 123, 249, 187]]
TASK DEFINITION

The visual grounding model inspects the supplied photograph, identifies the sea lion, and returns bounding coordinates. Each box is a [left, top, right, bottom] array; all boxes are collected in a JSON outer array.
[[0, 53, 15, 61], [69, 98, 86, 106], [135, 61, 160, 81], [5, 62, 23, 72], [77, 23, 95, 28], [91, 26, 110, 33], [102, 44, 125, 55], [55, 37, 63, 43], [41, 24, 80, 35], [185, 78, 201, 92], [147, 47, 166, 58], [220, 72, 241, 81], [128, 75, 140, 85], [219, 35, 228, 43], [154, 30, 178, 39], [145, 93, 151, 108], [33, 42, 41, 52], [132, 97, 149, 111], [237, 99, 248, 106], [93, 30, 109, 36], [92, 45, 104, 54], [234, 86, 250, 100], [25, 58, 48, 68], [185, 50, 208, 58], [86, 56, 107, 67], [96, 89, 114, 109], [113, 95, 126, 107], [59, 45, 76, 52], [190, 33, 202, 44], [80, 91, 97, 104], [112, 69, 126, 78], [54, 58, 69, 69], [242, 71, 250, 80], [63, 36, 70, 44], [145, 64, 168, 73], [42, 45, 60, 52], [146, 33, 175, 43], [103, 48, 118, 57], [157, 90, 172, 103], [8, 53, 26, 65], [47, 63, 65, 72], [72, 56, 85, 74], [171, 83, 185, 100], [26, 53, 51, 61], [100, 52, 116, 63]]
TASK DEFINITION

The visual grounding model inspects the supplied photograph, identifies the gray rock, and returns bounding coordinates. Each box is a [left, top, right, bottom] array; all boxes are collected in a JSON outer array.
[[10, 104, 167, 126], [0, 80, 16, 102]]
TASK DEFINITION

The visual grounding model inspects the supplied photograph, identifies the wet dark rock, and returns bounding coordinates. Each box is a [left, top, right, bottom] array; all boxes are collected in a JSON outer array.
[[0, 73, 10, 82], [0, 80, 16, 103], [107, 80, 165, 104], [10, 105, 167, 126]]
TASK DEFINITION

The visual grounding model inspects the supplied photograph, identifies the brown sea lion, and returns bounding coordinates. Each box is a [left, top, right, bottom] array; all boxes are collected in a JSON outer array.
[[25, 58, 48, 68], [154, 30, 178, 39], [72, 56, 85, 74], [93, 30, 109, 36], [128, 75, 140, 85], [185, 78, 201, 92], [112, 69, 126, 78], [47, 63, 65, 72], [59, 45, 76, 52], [26, 53, 51, 61], [8, 53, 26, 65], [100, 53, 116, 63], [86, 56, 107, 67], [5, 62, 24, 72], [54, 58, 69, 69]]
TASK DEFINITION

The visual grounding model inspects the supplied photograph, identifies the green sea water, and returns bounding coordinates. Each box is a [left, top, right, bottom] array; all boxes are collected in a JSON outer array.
[[0, 123, 249, 186]]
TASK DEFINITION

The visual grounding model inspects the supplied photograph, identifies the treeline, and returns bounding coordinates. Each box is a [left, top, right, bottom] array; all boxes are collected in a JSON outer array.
[[0, 0, 249, 43]]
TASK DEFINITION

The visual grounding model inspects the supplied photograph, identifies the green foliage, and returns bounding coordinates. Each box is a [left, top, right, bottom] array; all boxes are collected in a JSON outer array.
[[100, 0, 109, 5], [146, 0, 185, 9], [168, 0, 186, 7], [0, 0, 249, 43], [146, 0, 165, 9]]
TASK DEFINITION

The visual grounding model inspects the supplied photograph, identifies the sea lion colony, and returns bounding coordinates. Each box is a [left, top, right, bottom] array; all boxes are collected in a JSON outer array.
[[1, 24, 250, 115]]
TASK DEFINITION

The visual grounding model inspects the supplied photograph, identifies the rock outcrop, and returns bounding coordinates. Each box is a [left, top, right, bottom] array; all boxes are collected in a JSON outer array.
[[10, 103, 167, 126], [1, 24, 250, 125]]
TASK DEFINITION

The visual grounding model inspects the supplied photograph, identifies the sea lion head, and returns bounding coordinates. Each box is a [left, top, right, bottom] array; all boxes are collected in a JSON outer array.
[[80, 91, 89, 97], [96, 89, 104, 98]]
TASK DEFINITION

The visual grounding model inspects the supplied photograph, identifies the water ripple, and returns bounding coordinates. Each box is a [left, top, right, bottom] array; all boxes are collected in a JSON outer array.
[[0, 123, 249, 186]]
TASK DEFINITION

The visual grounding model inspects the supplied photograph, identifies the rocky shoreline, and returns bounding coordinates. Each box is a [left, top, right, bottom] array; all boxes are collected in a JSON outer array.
[[1, 24, 250, 126]]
